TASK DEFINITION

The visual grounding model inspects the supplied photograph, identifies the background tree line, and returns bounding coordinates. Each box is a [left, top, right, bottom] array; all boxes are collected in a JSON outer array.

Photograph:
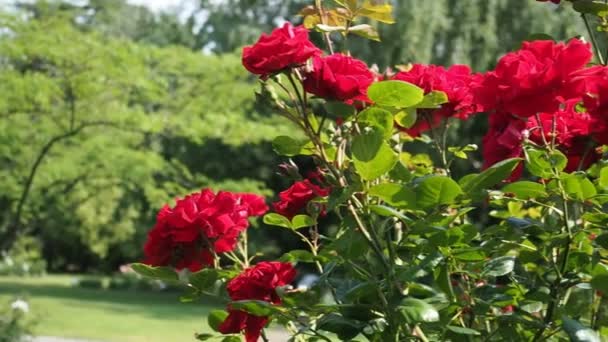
[[0, 0, 582, 273]]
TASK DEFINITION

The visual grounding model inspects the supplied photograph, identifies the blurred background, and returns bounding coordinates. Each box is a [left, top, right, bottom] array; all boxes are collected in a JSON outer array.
[[0, 0, 584, 341]]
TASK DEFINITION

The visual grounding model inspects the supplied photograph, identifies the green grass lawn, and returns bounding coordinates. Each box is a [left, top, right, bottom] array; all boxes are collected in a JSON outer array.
[[0, 275, 219, 342]]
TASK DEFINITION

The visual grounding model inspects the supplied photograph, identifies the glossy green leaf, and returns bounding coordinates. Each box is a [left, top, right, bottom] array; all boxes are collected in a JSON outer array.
[[194, 333, 214, 341], [573, 0, 608, 17], [562, 316, 600, 342], [502, 181, 547, 199], [367, 80, 424, 108], [397, 298, 440, 323], [368, 183, 416, 209], [358, 107, 394, 137], [525, 148, 567, 178], [207, 309, 228, 332], [599, 167, 608, 189], [263, 213, 292, 229], [461, 158, 521, 194], [369, 204, 414, 224], [130, 263, 178, 282], [317, 313, 364, 340], [324, 101, 356, 119], [562, 173, 597, 200], [482, 256, 515, 277], [271, 136, 312, 156], [352, 128, 398, 180], [415, 176, 462, 209]]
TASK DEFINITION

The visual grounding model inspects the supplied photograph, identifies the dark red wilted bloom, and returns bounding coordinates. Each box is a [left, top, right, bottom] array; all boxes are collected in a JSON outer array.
[[273, 172, 331, 219], [219, 262, 296, 342], [303, 54, 374, 103], [475, 39, 592, 118], [242, 23, 321, 76], [393, 64, 483, 136], [143, 189, 268, 272]]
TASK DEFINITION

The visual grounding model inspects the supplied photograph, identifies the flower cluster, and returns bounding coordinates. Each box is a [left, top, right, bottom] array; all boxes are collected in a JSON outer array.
[[477, 39, 606, 175], [219, 261, 296, 342], [393, 64, 482, 136], [143, 189, 267, 271]]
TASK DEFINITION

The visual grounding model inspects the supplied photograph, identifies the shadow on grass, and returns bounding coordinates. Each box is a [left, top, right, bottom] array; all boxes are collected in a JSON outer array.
[[0, 279, 223, 321]]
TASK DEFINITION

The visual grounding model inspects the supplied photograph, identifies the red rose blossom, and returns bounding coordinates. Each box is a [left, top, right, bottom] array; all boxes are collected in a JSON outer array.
[[475, 39, 592, 118], [242, 23, 321, 77], [393, 64, 482, 136], [143, 189, 268, 271], [566, 65, 608, 145], [482, 113, 527, 180], [219, 261, 296, 342], [303, 54, 374, 103], [273, 173, 331, 219]]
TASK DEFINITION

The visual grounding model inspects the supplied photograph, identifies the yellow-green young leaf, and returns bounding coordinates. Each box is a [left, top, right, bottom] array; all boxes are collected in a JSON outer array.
[[263, 213, 292, 229], [315, 24, 346, 32], [358, 1, 395, 24], [348, 24, 380, 41], [415, 90, 449, 109], [352, 128, 398, 180], [502, 181, 548, 199], [367, 80, 424, 108], [561, 173, 597, 201], [291, 214, 316, 229], [394, 108, 417, 129], [599, 167, 608, 189], [368, 183, 416, 209], [415, 176, 462, 209]]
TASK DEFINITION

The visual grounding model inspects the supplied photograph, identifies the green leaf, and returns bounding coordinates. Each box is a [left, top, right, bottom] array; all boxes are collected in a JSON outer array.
[[452, 248, 486, 261], [562, 316, 600, 342], [130, 263, 178, 282], [315, 24, 346, 32], [189, 269, 217, 291], [358, 1, 395, 23], [207, 309, 228, 332], [482, 256, 515, 277], [291, 214, 316, 229], [263, 213, 293, 229], [271, 136, 312, 157], [590, 274, 608, 293], [415, 176, 462, 209], [446, 325, 481, 336], [368, 183, 416, 209], [194, 333, 214, 341], [599, 167, 608, 189], [461, 158, 521, 194], [358, 107, 394, 137], [394, 108, 417, 129], [525, 148, 566, 178], [562, 173, 597, 201], [415, 90, 449, 109], [502, 181, 547, 199], [279, 249, 317, 263], [369, 204, 414, 224], [324, 101, 356, 119], [348, 24, 380, 41], [397, 298, 440, 323], [573, 0, 608, 17], [317, 313, 363, 340], [352, 128, 398, 180], [367, 80, 424, 108], [230, 300, 275, 316]]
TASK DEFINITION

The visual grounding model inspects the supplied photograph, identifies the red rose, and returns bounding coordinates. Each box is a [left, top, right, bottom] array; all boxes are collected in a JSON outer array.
[[567, 66, 608, 145], [303, 54, 374, 102], [393, 64, 482, 136], [219, 262, 296, 342], [475, 39, 592, 118], [273, 174, 331, 219], [481, 113, 526, 180], [242, 23, 321, 76], [143, 189, 268, 271]]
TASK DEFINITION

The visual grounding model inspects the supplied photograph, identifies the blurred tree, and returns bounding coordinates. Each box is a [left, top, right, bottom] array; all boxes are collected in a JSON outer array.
[[0, 13, 294, 271]]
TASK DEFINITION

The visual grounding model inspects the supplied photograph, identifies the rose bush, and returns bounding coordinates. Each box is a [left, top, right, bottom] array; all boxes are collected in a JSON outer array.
[[132, 1, 608, 341]]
